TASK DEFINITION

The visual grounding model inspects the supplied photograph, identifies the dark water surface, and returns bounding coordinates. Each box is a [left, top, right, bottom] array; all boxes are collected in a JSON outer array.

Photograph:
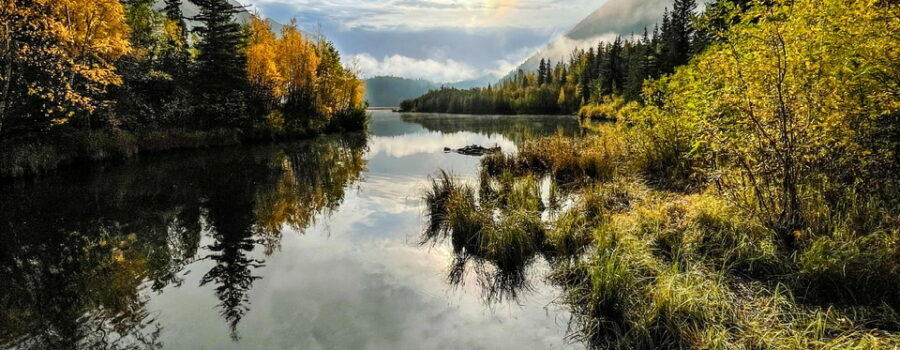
[[0, 111, 582, 350]]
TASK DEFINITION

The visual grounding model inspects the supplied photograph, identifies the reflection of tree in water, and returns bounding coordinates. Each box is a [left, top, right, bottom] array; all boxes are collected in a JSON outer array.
[[400, 113, 581, 145], [0, 134, 367, 348]]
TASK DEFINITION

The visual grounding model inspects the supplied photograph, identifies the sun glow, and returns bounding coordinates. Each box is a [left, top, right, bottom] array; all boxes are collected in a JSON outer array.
[[488, 0, 518, 19]]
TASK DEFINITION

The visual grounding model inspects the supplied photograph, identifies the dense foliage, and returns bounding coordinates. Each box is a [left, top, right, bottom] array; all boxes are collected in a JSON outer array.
[[0, 0, 367, 176]]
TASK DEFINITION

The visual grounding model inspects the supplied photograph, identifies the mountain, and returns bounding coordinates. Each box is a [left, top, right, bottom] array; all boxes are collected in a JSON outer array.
[[449, 75, 497, 89], [364, 75, 499, 107], [364, 77, 439, 107], [513, 0, 671, 73]]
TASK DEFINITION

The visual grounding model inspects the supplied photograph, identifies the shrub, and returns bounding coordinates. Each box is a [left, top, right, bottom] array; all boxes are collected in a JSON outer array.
[[326, 108, 370, 133]]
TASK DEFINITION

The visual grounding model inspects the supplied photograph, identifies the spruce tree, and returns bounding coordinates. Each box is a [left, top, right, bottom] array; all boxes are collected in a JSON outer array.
[[659, 0, 696, 74], [546, 60, 553, 85], [189, 0, 248, 126], [538, 59, 547, 86]]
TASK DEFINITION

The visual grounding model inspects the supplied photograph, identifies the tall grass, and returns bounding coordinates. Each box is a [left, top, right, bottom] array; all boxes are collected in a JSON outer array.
[[482, 129, 624, 186]]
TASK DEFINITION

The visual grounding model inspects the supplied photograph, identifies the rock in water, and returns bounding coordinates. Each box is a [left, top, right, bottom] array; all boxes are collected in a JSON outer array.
[[444, 145, 501, 156]]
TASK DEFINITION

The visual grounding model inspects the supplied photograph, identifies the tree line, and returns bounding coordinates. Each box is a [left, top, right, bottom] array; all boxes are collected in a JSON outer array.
[[0, 0, 367, 174], [400, 0, 747, 115]]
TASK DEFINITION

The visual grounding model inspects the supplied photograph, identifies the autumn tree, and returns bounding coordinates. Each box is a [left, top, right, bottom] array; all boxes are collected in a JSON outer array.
[[55, 0, 131, 126], [0, 0, 66, 138], [160, 0, 190, 79], [0, 0, 130, 138], [650, 0, 900, 247], [245, 14, 282, 126], [246, 16, 365, 134]]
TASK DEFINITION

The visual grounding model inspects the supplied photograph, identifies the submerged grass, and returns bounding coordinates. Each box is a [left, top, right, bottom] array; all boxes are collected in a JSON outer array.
[[422, 126, 900, 349]]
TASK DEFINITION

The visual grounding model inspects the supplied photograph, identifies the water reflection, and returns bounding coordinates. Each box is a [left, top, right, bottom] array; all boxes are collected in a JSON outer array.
[[1, 112, 582, 350], [0, 134, 367, 348], [400, 113, 581, 144]]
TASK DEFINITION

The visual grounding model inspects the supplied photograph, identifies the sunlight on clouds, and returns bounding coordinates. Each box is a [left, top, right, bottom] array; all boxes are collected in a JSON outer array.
[[242, 0, 601, 31], [351, 53, 482, 82]]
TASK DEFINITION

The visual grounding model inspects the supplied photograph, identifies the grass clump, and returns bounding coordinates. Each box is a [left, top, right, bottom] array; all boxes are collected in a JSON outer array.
[[797, 232, 900, 308], [482, 127, 624, 186]]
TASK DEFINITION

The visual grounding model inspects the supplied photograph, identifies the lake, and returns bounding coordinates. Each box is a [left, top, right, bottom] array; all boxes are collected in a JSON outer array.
[[0, 111, 584, 350]]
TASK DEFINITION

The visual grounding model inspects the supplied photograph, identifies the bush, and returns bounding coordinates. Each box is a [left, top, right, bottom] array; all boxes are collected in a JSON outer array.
[[326, 108, 370, 133], [577, 96, 640, 122]]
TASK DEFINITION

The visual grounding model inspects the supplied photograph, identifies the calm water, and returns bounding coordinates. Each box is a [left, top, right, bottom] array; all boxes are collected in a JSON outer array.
[[0, 111, 582, 350]]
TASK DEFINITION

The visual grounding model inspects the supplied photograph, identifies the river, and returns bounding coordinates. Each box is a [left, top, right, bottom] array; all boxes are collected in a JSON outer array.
[[0, 111, 584, 350]]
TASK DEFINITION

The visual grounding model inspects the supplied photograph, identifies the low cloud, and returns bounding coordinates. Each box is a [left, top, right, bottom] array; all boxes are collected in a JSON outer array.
[[351, 53, 484, 83]]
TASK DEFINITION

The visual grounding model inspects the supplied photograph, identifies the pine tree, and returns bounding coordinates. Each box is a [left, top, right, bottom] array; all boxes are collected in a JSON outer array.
[[538, 58, 547, 86], [659, 0, 696, 74], [189, 0, 248, 126], [601, 36, 624, 95], [546, 60, 553, 85]]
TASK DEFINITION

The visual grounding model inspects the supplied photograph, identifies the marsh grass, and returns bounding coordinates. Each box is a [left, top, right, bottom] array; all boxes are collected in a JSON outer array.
[[481, 129, 624, 186], [422, 129, 900, 349], [1, 130, 139, 177]]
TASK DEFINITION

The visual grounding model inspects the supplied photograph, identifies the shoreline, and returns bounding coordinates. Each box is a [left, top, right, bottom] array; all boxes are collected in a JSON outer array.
[[0, 127, 363, 179]]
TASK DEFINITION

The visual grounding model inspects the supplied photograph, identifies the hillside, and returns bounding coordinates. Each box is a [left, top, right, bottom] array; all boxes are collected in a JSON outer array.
[[365, 76, 497, 107], [364, 77, 439, 107], [514, 0, 670, 72]]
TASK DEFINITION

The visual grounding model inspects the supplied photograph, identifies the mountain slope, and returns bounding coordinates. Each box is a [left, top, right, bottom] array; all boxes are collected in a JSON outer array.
[[364, 76, 498, 107], [514, 0, 670, 73], [364, 77, 439, 107]]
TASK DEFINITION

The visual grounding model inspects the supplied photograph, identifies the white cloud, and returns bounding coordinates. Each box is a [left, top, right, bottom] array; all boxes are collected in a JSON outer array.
[[242, 0, 605, 31], [487, 44, 546, 77], [351, 53, 483, 83]]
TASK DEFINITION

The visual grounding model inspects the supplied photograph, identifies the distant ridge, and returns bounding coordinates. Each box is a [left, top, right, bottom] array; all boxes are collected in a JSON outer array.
[[364, 75, 497, 107]]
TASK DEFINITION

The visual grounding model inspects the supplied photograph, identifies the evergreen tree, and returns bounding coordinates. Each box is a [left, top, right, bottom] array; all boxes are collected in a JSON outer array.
[[601, 37, 624, 95], [189, 0, 248, 127], [546, 60, 553, 85], [659, 0, 696, 74]]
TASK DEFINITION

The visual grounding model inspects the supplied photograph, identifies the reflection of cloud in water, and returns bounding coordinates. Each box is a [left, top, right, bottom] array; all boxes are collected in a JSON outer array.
[[153, 187, 578, 349], [368, 131, 517, 159], [254, 221, 574, 350], [140, 114, 580, 349], [356, 173, 426, 215]]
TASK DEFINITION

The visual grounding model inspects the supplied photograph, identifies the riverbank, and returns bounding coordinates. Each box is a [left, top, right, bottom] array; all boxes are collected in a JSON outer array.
[[1, 111, 369, 178], [423, 126, 899, 349]]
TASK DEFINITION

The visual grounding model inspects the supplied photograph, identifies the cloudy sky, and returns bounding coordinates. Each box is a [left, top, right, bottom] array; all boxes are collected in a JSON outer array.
[[236, 0, 614, 82]]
